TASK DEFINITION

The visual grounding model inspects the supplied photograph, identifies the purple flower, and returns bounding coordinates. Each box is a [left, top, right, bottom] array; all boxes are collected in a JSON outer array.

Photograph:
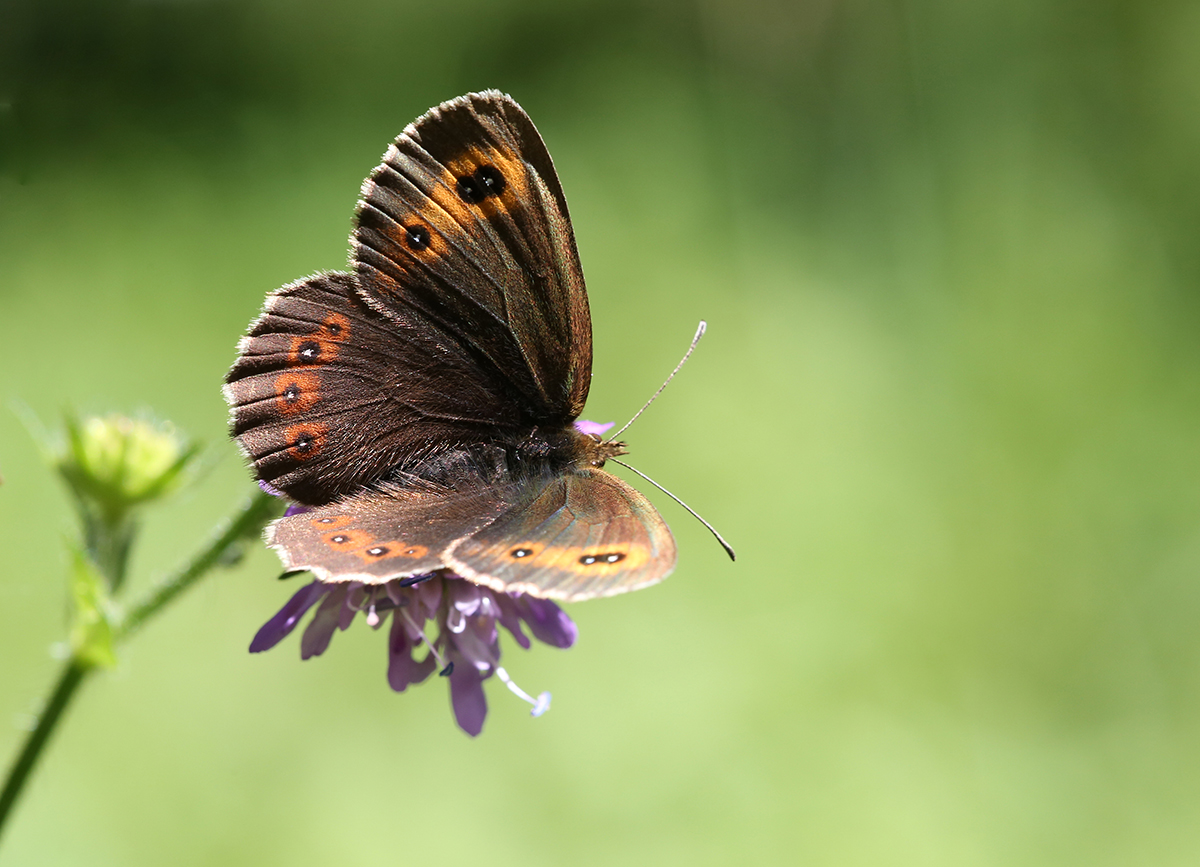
[[574, 419, 614, 437], [249, 573, 576, 736], [257, 481, 311, 517]]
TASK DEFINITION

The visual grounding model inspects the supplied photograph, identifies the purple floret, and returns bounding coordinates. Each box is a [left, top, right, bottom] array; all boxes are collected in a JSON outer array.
[[250, 572, 577, 736]]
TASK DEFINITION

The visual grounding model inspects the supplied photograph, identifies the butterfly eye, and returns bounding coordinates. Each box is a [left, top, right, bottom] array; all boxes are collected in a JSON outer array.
[[404, 224, 430, 251]]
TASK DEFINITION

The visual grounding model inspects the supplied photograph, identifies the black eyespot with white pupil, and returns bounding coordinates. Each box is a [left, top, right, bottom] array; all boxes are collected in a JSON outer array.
[[367, 546, 388, 556], [292, 432, 315, 452], [282, 384, 301, 403], [456, 164, 506, 204], [511, 548, 534, 559], [405, 224, 430, 251], [298, 341, 321, 361], [579, 552, 626, 566], [330, 534, 351, 545]]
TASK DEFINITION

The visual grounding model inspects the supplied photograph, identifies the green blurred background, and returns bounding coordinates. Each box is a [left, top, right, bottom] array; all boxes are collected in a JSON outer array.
[[3, 0, 1200, 863]]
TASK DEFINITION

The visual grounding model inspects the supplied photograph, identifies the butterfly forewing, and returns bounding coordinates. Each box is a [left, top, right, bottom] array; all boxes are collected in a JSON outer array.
[[353, 90, 592, 424], [445, 469, 677, 601]]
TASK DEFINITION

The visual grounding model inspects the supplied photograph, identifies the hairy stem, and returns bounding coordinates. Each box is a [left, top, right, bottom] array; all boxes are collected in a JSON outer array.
[[0, 662, 88, 840], [0, 490, 278, 843]]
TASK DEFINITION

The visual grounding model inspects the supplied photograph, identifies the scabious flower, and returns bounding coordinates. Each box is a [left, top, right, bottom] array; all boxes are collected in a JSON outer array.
[[249, 423, 617, 735], [249, 573, 577, 735]]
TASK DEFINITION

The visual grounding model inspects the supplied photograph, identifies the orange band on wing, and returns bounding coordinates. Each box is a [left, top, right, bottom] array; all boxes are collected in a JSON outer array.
[[502, 542, 649, 575]]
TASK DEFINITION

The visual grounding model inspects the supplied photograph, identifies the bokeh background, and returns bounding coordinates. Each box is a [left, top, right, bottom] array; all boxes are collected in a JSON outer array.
[[3, 0, 1200, 864]]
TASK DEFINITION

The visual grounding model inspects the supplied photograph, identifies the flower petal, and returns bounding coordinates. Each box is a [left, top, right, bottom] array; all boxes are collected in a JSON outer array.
[[448, 660, 488, 736], [450, 614, 499, 672], [257, 479, 286, 498], [339, 583, 365, 631], [573, 419, 615, 437], [495, 594, 531, 649], [452, 581, 483, 617], [415, 576, 442, 617], [515, 596, 578, 648], [249, 581, 330, 653], [387, 615, 436, 691], [301, 584, 347, 659], [384, 581, 406, 606]]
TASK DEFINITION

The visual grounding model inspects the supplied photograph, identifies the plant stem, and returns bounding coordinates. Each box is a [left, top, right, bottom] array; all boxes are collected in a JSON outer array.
[[0, 662, 88, 840], [0, 490, 278, 843], [117, 490, 278, 640]]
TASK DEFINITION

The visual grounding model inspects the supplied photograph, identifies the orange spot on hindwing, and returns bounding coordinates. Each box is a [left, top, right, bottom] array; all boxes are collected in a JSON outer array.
[[354, 542, 429, 563], [306, 516, 429, 564], [322, 529, 372, 550]]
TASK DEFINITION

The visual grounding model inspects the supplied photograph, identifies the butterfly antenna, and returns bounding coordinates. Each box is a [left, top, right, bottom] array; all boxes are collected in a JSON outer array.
[[608, 320, 707, 441], [611, 458, 736, 561]]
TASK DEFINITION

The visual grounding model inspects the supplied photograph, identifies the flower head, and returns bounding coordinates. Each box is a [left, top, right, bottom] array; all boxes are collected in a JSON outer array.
[[57, 414, 198, 525], [245, 420, 633, 734], [250, 572, 577, 736]]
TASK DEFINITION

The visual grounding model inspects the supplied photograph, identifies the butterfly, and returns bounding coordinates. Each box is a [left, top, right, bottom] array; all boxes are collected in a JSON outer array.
[[224, 90, 678, 602]]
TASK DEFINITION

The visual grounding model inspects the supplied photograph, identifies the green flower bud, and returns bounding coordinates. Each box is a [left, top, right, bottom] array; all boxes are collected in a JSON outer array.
[[57, 414, 198, 525], [52, 413, 200, 590]]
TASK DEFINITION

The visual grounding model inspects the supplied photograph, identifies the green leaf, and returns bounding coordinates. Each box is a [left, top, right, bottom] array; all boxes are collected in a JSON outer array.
[[69, 548, 118, 670]]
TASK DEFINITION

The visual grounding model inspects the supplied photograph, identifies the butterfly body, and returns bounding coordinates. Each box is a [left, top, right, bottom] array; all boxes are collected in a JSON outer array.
[[226, 91, 676, 601]]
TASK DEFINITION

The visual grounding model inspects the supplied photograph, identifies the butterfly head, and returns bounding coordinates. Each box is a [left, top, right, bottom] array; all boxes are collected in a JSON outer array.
[[578, 430, 628, 469]]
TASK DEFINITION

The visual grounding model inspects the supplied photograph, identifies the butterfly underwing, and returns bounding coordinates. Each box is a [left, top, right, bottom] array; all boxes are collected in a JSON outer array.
[[224, 90, 676, 601]]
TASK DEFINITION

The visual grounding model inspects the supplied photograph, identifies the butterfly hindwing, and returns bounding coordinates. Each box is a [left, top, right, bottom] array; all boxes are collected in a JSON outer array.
[[268, 482, 514, 584], [353, 90, 592, 424], [445, 469, 677, 601]]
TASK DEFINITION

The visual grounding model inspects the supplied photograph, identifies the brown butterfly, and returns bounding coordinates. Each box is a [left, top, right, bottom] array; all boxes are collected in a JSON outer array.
[[224, 91, 677, 601]]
